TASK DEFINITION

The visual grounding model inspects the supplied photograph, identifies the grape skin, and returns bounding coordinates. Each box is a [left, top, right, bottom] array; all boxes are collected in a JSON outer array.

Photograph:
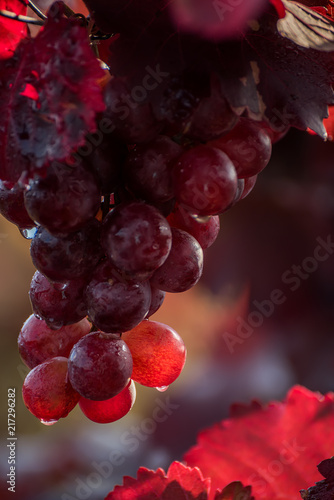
[[18, 314, 91, 369], [123, 320, 186, 388], [68, 332, 133, 401], [22, 357, 80, 422]]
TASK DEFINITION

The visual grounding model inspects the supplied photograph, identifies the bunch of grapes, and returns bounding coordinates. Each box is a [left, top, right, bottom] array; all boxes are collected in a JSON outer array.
[[0, 0, 288, 425]]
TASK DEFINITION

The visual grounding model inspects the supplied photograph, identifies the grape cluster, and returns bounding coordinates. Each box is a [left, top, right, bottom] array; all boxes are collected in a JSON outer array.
[[0, 1, 289, 426]]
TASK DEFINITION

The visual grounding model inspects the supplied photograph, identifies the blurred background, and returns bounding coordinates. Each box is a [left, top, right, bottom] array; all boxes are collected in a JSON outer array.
[[2, 1, 334, 498]]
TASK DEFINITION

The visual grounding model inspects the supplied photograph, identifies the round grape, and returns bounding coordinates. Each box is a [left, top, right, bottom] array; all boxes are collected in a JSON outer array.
[[22, 357, 80, 422], [68, 332, 133, 401], [79, 380, 136, 424], [123, 320, 186, 387]]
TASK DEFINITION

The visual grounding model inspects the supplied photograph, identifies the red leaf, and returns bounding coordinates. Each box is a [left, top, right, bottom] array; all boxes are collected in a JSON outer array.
[[214, 482, 254, 500], [0, 1, 105, 183], [0, 0, 27, 59], [184, 386, 334, 500], [270, 0, 286, 18], [300, 457, 334, 499], [105, 462, 211, 500]]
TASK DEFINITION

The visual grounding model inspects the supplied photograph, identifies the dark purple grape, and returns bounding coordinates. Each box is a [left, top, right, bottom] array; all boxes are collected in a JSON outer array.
[[83, 134, 127, 195], [24, 162, 101, 235], [101, 202, 172, 280], [125, 136, 183, 203], [86, 261, 151, 333], [172, 145, 237, 216], [30, 219, 102, 282], [0, 180, 34, 228], [187, 74, 238, 141], [146, 285, 165, 317], [151, 227, 203, 293], [211, 118, 272, 178], [18, 314, 91, 368], [103, 77, 162, 144], [29, 271, 88, 329], [68, 332, 133, 400], [168, 205, 220, 249]]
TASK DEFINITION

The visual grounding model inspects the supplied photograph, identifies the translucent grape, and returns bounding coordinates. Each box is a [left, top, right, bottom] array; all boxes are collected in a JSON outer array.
[[68, 332, 133, 401], [79, 380, 136, 424], [29, 271, 88, 329], [151, 227, 203, 293], [30, 219, 102, 282], [123, 320, 186, 387], [22, 357, 80, 422], [18, 314, 91, 368], [101, 202, 172, 280], [24, 162, 101, 234], [172, 145, 237, 216], [86, 261, 151, 333]]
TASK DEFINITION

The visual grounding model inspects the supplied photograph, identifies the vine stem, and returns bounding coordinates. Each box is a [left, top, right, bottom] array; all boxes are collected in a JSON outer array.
[[0, 9, 44, 25], [27, 0, 47, 20]]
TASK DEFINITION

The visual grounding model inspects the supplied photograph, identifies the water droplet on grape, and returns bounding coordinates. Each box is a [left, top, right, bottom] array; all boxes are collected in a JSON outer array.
[[20, 227, 38, 239], [156, 385, 169, 392], [40, 418, 58, 426]]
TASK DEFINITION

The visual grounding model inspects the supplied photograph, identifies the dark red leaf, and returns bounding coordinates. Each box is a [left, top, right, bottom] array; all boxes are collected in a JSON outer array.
[[214, 482, 254, 500], [0, 1, 105, 183], [300, 458, 334, 499], [0, 0, 27, 59], [184, 386, 334, 500], [105, 462, 211, 500]]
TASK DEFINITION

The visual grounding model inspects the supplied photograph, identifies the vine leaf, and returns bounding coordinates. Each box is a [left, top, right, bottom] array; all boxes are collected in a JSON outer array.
[[277, 0, 334, 51], [184, 386, 334, 500], [300, 457, 334, 499], [105, 461, 212, 499], [0, 0, 28, 59], [0, 1, 105, 184]]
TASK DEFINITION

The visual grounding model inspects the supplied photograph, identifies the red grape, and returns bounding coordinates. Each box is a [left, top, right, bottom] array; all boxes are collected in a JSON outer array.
[[168, 205, 220, 249], [241, 175, 258, 199], [151, 228, 203, 293], [68, 332, 133, 401], [24, 162, 101, 235], [103, 77, 162, 144], [125, 136, 182, 203], [211, 118, 272, 178], [18, 314, 91, 369], [101, 202, 172, 280], [29, 271, 88, 329], [79, 380, 136, 424], [123, 320, 186, 387], [86, 261, 151, 333], [22, 357, 80, 423], [146, 285, 166, 318], [30, 219, 102, 282], [172, 145, 237, 216], [0, 180, 34, 229]]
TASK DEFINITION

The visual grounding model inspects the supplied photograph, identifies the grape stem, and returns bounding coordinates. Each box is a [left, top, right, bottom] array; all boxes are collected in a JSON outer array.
[[0, 9, 44, 25]]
